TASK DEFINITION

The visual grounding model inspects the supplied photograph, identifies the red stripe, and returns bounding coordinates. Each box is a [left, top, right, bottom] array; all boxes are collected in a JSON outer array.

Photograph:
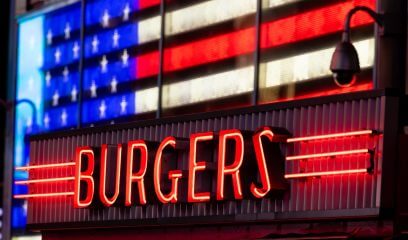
[[136, 51, 159, 79], [261, 0, 375, 48], [267, 82, 373, 104], [138, 0, 161, 10], [135, 0, 375, 79]]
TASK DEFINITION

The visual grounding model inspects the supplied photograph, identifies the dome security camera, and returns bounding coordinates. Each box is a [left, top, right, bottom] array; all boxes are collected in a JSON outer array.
[[329, 6, 383, 88], [330, 41, 360, 88]]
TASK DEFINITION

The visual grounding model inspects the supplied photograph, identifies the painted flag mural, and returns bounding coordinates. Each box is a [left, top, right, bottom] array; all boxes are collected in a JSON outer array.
[[14, 0, 376, 230]]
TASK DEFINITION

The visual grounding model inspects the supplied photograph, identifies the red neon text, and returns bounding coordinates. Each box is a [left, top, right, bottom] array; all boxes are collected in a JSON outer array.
[[72, 126, 289, 208]]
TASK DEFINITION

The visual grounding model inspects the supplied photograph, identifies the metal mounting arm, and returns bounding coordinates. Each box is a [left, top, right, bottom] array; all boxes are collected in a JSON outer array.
[[342, 6, 384, 42]]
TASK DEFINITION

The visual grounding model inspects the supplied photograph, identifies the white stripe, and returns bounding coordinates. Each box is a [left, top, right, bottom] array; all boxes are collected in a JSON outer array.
[[135, 87, 158, 113], [165, 0, 256, 36], [267, 0, 301, 8], [262, 38, 375, 87], [138, 16, 161, 44], [12, 236, 42, 240], [162, 67, 254, 108], [138, 0, 306, 43]]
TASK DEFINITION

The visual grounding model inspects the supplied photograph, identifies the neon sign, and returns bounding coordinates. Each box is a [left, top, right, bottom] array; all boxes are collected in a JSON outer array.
[[14, 128, 376, 205]]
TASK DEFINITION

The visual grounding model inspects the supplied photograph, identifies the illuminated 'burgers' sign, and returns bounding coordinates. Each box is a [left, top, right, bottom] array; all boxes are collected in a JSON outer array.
[[74, 126, 289, 208]]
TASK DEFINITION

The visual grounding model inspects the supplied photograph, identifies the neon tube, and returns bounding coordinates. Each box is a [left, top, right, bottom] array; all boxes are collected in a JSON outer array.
[[286, 149, 370, 161], [14, 192, 75, 199], [287, 130, 374, 143], [15, 177, 75, 185], [15, 162, 75, 171], [285, 169, 368, 179]]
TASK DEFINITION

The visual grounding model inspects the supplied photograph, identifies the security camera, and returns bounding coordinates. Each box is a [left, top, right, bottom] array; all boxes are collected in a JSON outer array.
[[330, 41, 360, 87], [330, 6, 383, 88]]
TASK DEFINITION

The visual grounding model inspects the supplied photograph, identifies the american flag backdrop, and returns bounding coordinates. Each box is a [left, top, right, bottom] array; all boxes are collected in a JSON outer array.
[[14, 0, 376, 229], [40, 0, 376, 130]]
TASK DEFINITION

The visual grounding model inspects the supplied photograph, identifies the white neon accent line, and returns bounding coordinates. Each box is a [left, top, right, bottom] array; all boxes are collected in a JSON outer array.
[[287, 130, 374, 143], [284, 169, 368, 179], [286, 149, 370, 161], [262, 38, 375, 87]]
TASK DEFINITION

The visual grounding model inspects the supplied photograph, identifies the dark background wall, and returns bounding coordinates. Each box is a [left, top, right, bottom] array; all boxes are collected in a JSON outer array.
[[1, 0, 11, 237], [1, 0, 10, 186]]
